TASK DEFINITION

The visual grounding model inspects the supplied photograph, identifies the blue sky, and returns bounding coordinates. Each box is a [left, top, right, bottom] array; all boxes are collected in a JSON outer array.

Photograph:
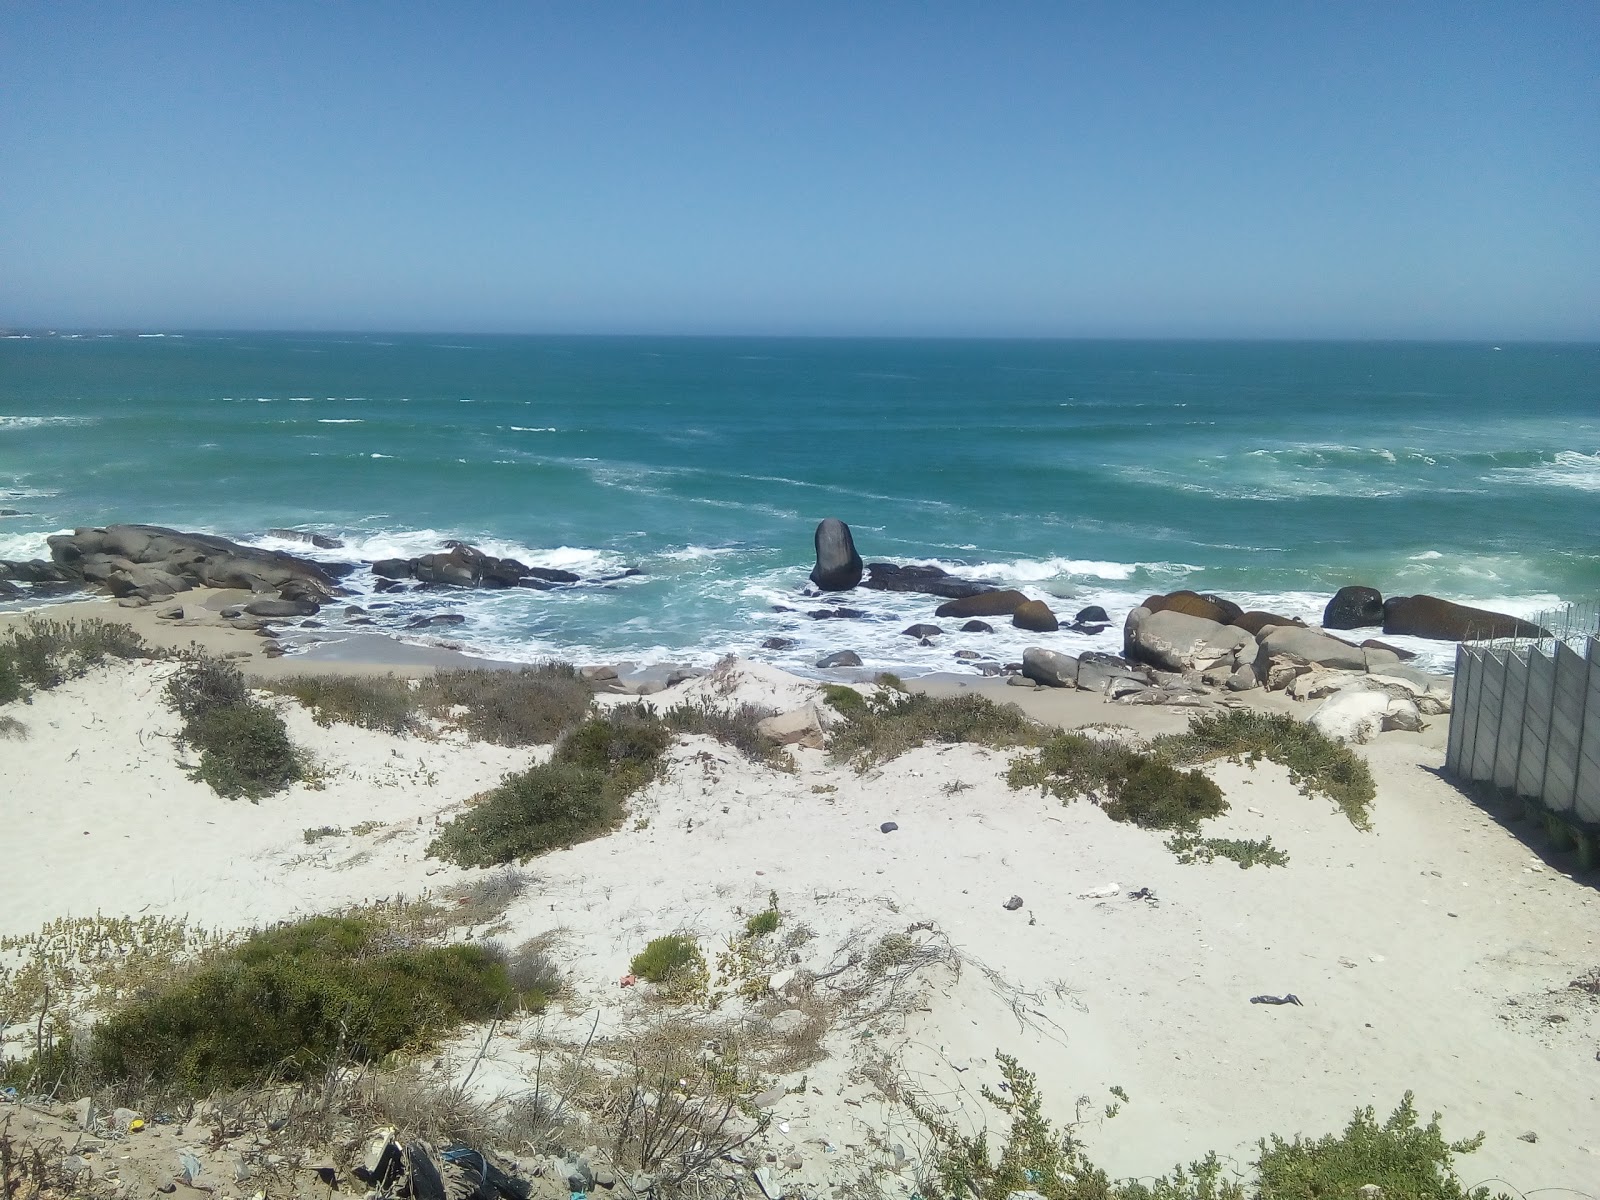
[[2, 2, 1596, 337]]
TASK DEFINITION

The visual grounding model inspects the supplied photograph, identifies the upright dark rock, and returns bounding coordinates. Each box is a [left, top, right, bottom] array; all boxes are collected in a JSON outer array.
[[809, 518, 864, 591], [1323, 586, 1385, 629]]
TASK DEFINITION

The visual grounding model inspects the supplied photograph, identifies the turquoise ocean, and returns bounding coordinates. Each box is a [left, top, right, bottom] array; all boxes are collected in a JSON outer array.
[[2, 334, 1597, 676]]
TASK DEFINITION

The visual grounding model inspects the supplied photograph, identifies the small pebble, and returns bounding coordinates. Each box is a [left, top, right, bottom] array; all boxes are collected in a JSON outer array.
[[880, 821, 898, 833], [1003, 895, 1024, 911]]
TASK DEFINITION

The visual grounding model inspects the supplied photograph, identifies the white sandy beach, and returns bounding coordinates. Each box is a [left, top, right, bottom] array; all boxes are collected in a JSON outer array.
[[1, 606, 1597, 1194]]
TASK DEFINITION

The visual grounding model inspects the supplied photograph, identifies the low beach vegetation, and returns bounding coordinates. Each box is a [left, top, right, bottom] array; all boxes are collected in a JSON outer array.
[[912, 1055, 1504, 1200], [1152, 709, 1375, 829], [827, 685, 1045, 769], [429, 708, 669, 867], [1164, 833, 1290, 869], [1007, 732, 1226, 831], [0, 618, 151, 705], [630, 934, 708, 1001], [266, 662, 594, 744], [166, 654, 303, 799], [661, 696, 793, 768]]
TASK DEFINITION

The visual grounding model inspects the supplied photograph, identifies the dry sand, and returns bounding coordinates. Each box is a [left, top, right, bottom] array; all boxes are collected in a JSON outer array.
[[1, 603, 1597, 1193]]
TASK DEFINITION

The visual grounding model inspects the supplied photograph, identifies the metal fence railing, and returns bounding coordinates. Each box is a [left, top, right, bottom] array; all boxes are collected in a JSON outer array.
[[1446, 608, 1600, 865]]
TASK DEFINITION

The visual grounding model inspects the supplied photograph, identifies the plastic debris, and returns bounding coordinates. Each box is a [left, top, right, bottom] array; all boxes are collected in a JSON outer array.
[[1249, 994, 1303, 1006]]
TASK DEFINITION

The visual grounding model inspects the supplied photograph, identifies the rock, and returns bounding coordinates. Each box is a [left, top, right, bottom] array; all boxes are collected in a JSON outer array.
[[1231, 610, 1303, 636], [816, 650, 862, 668], [1259, 625, 1367, 671], [524, 567, 581, 584], [935, 590, 1029, 618], [1074, 605, 1110, 624], [1021, 647, 1079, 688], [1324, 585, 1385, 629], [155, 604, 184, 620], [1012, 600, 1059, 632], [50, 524, 345, 598], [244, 598, 319, 618], [61, 1155, 92, 1181], [862, 562, 994, 599], [581, 665, 619, 682], [1309, 690, 1390, 744], [593, 1166, 617, 1190], [1003, 895, 1024, 911], [1264, 656, 1312, 691], [757, 705, 826, 749], [372, 558, 412, 579], [902, 623, 943, 639], [1380, 698, 1425, 732], [405, 612, 465, 629], [809, 518, 864, 591], [343, 605, 367, 617], [1226, 664, 1258, 691], [880, 821, 898, 833], [266, 529, 343, 549], [1006, 674, 1037, 688], [1382, 594, 1547, 641], [1143, 590, 1243, 625], [961, 620, 995, 633], [0, 578, 20, 598], [1360, 638, 1416, 661], [808, 607, 869, 620], [1362, 645, 1401, 671], [106, 565, 192, 600], [762, 637, 797, 650], [1076, 652, 1149, 694], [1125, 607, 1257, 673], [953, 649, 982, 660]]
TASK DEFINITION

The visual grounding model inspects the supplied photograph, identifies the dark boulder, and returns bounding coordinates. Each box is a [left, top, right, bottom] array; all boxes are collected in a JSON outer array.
[[1022, 647, 1079, 688], [1074, 605, 1110, 624], [809, 518, 864, 591], [372, 558, 412, 580], [0, 559, 78, 583], [244, 598, 320, 618], [517, 577, 555, 591], [862, 562, 995, 599], [902, 624, 943, 639], [1382, 595, 1547, 641], [762, 637, 797, 650], [961, 620, 995, 633], [266, 529, 343, 550], [413, 547, 481, 587], [809, 607, 869, 620], [1232, 610, 1304, 636], [1143, 590, 1243, 625], [935, 590, 1029, 619], [1324, 586, 1385, 630], [1012, 600, 1059, 632], [0, 578, 20, 599], [406, 613, 466, 629], [816, 650, 863, 668], [524, 567, 581, 584]]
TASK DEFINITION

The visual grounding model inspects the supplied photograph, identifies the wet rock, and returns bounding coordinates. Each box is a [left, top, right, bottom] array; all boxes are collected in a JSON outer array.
[[762, 637, 797, 650], [816, 650, 862, 668], [961, 619, 995, 633], [372, 558, 412, 579], [953, 649, 982, 660], [244, 598, 320, 618], [1012, 600, 1059, 632], [810, 518, 864, 591], [1074, 604, 1110, 624], [1142, 590, 1243, 625], [862, 561, 994, 599], [266, 528, 343, 549], [1382, 594, 1547, 641], [935, 590, 1029, 618], [405, 612, 465, 629], [1231, 610, 1304, 636], [902, 623, 943, 639], [809, 607, 869, 620], [1323, 585, 1385, 629]]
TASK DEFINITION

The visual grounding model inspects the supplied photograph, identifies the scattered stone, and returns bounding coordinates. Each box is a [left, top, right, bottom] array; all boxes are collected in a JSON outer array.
[[1076, 652, 1150, 694], [810, 517, 864, 591], [1006, 674, 1037, 688], [960, 619, 995, 633], [1003, 895, 1024, 911], [953, 649, 982, 660], [1074, 604, 1110, 623], [762, 637, 797, 650], [1518, 1131, 1538, 1144], [343, 605, 367, 617], [1226, 664, 1258, 691], [816, 650, 862, 668], [155, 604, 184, 620], [902, 623, 943, 639], [880, 821, 898, 833], [862, 561, 995, 599]]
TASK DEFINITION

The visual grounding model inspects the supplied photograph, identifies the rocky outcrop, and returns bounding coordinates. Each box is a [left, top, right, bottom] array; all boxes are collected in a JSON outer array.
[[1258, 626, 1367, 672], [1124, 607, 1258, 674], [369, 541, 603, 591], [1382, 595, 1546, 641], [1231, 610, 1303, 636], [809, 518, 863, 591], [1011, 600, 1059, 632], [1143, 590, 1243, 625], [1323, 586, 1385, 629], [1021, 647, 1078, 688], [266, 529, 344, 549], [47, 525, 347, 605], [935, 590, 1028, 618], [862, 562, 995, 599]]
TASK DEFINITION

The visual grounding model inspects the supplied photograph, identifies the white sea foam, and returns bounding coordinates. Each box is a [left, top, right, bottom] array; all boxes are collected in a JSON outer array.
[[318, 418, 364, 424], [1493, 450, 1600, 492], [0, 530, 62, 561], [507, 426, 557, 433], [369, 453, 393, 459], [0, 416, 96, 431], [657, 545, 739, 562]]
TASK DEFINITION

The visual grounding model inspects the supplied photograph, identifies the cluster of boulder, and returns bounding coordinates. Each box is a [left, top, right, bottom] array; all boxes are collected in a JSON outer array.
[[1323, 585, 1546, 641], [369, 542, 611, 591]]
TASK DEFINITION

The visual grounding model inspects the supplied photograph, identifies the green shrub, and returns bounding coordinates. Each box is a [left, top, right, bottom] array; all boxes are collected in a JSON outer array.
[[420, 664, 593, 746], [303, 825, 342, 844], [90, 915, 526, 1095], [820, 683, 867, 716], [1152, 709, 1375, 830], [166, 656, 303, 800], [744, 908, 781, 938], [0, 619, 151, 704], [630, 935, 704, 985], [553, 708, 672, 800], [429, 761, 623, 868], [828, 687, 1045, 769], [662, 698, 792, 768], [267, 673, 419, 734], [1008, 732, 1226, 831], [1254, 1093, 1495, 1200], [1165, 834, 1289, 869]]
